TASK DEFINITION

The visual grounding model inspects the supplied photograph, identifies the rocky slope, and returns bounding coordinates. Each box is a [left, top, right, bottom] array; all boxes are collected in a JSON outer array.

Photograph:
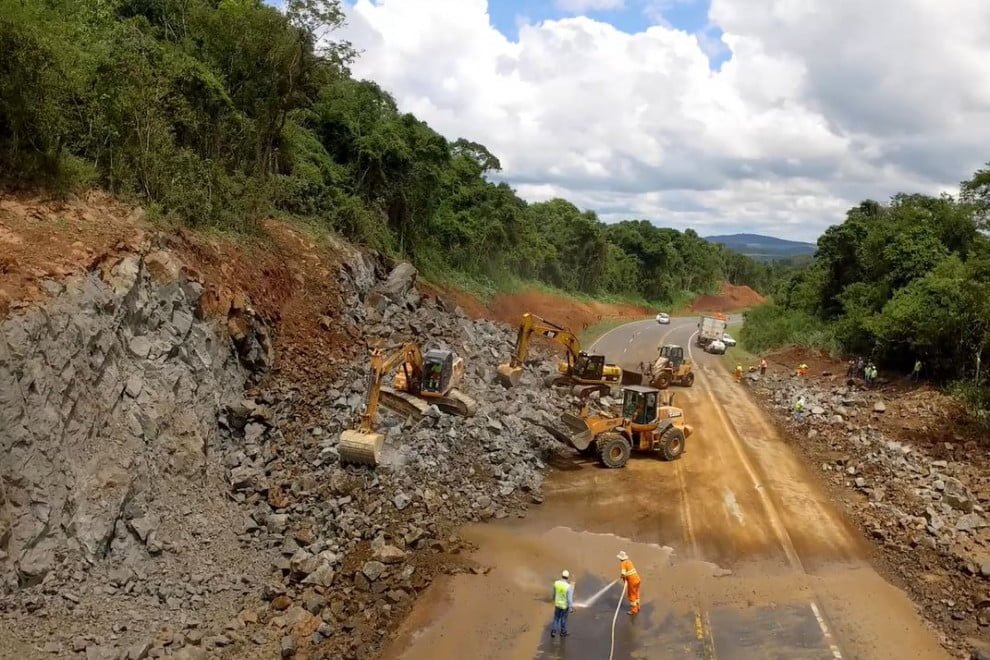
[[0, 215, 573, 659]]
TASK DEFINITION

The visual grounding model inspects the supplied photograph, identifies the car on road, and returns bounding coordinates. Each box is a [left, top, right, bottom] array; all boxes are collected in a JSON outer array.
[[706, 339, 727, 355], [656, 312, 670, 324], [721, 333, 737, 347]]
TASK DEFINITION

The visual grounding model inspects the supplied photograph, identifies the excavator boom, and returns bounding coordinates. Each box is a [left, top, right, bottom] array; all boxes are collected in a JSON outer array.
[[497, 313, 580, 387]]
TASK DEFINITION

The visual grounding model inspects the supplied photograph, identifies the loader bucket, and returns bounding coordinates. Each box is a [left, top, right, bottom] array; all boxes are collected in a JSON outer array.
[[339, 429, 384, 466], [495, 362, 523, 387], [542, 412, 595, 451], [621, 370, 646, 386]]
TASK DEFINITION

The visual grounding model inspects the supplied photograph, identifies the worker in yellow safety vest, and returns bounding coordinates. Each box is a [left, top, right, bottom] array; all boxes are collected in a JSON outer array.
[[734, 363, 743, 382], [550, 570, 574, 638], [797, 363, 809, 377], [617, 551, 641, 615]]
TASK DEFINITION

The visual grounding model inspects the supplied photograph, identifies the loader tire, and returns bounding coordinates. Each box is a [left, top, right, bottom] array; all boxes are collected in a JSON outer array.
[[683, 372, 695, 387], [655, 374, 671, 389], [598, 433, 631, 469], [659, 427, 686, 461]]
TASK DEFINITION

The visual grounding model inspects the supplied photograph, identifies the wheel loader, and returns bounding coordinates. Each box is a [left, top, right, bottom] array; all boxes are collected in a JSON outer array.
[[543, 385, 693, 468], [496, 313, 638, 397], [339, 342, 477, 467], [646, 344, 694, 389]]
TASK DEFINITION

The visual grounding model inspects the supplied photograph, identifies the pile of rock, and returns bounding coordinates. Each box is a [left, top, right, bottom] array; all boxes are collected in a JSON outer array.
[[755, 373, 990, 648], [208, 261, 574, 658]]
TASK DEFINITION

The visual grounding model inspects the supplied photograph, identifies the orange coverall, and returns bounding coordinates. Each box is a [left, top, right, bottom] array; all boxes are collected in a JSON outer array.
[[619, 559, 641, 614]]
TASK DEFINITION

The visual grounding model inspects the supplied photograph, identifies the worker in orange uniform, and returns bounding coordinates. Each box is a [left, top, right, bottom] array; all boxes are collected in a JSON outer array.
[[616, 551, 641, 615], [797, 363, 808, 377], [734, 363, 743, 382]]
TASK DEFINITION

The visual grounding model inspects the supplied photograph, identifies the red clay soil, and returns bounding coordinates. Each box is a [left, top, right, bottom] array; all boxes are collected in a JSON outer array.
[[689, 281, 765, 313], [0, 190, 355, 386], [0, 190, 148, 318], [488, 290, 651, 331]]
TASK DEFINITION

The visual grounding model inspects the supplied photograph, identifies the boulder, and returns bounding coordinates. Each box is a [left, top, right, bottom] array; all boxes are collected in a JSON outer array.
[[378, 263, 417, 302]]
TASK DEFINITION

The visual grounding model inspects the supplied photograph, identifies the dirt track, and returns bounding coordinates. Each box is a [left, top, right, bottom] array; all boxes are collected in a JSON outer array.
[[381, 317, 948, 659]]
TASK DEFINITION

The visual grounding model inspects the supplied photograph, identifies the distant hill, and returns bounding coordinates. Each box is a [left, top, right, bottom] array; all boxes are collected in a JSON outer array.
[[705, 233, 816, 261]]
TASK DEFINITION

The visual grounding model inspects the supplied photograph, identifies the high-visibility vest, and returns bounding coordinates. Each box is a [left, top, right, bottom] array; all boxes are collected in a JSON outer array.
[[554, 579, 570, 609], [620, 559, 639, 582]]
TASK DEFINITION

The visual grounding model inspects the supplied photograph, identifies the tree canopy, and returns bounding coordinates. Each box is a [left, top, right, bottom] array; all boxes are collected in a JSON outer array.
[[0, 0, 773, 304], [747, 166, 990, 393]]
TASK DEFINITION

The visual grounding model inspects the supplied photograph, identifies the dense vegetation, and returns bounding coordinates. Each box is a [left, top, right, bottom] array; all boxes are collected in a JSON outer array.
[[0, 0, 775, 305], [743, 165, 990, 399]]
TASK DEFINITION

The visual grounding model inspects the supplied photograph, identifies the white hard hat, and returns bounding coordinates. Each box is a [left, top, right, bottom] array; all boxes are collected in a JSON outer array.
[[616, 551, 628, 561], [561, 569, 570, 579]]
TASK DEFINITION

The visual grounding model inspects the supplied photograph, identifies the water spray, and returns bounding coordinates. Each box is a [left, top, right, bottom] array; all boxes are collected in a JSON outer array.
[[573, 579, 620, 608]]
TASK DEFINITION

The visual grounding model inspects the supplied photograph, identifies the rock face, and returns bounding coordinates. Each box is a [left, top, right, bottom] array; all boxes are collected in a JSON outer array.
[[0, 252, 252, 589]]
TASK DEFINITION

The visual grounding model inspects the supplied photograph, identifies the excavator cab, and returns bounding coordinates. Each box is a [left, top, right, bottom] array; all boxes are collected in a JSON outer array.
[[422, 349, 453, 394], [572, 352, 606, 381], [622, 386, 659, 425]]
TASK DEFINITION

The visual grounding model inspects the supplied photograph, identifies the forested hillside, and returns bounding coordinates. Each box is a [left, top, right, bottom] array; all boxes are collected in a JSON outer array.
[[0, 0, 773, 305], [744, 166, 990, 400]]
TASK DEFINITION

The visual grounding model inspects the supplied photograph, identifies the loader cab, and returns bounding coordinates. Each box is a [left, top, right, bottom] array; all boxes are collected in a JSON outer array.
[[572, 352, 605, 381], [622, 386, 660, 425], [659, 345, 684, 369], [422, 349, 454, 393]]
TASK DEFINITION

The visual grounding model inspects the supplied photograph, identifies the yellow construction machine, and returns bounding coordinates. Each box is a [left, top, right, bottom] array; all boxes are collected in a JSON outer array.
[[339, 343, 477, 466], [496, 313, 634, 396], [646, 344, 694, 389], [544, 385, 692, 468]]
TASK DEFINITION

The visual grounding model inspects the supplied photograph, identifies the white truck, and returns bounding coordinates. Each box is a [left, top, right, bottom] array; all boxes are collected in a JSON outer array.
[[696, 314, 727, 348]]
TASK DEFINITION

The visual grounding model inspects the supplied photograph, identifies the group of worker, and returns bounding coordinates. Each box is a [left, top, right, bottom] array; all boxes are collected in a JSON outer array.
[[734, 357, 768, 382], [845, 356, 883, 384], [550, 551, 641, 638]]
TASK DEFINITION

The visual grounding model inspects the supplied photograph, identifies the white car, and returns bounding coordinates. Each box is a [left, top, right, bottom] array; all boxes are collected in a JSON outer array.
[[656, 312, 670, 324], [721, 333, 737, 347], [706, 339, 727, 355]]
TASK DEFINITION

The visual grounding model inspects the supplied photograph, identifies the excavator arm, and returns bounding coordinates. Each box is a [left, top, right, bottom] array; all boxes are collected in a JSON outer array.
[[355, 342, 422, 434], [498, 313, 582, 386]]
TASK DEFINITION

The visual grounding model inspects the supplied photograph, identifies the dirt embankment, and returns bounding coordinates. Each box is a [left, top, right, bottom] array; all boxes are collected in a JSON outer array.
[[419, 283, 653, 331], [689, 282, 765, 313], [749, 346, 990, 656]]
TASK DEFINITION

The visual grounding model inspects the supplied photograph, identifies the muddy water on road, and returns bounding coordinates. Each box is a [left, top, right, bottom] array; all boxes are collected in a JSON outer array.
[[382, 320, 948, 659]]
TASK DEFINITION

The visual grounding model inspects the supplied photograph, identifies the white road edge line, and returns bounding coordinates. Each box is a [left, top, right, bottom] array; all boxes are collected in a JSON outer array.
[[810, 601, 844, 659]]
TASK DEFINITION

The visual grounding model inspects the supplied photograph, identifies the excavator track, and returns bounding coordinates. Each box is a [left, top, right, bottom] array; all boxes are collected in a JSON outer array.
[[379, 387, 478, 418]]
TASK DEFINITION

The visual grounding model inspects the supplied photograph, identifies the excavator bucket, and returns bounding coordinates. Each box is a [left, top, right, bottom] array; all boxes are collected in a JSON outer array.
[[495, 362, 523, 387], [541, 412, 595, 452], [339, 429, 385, 466]]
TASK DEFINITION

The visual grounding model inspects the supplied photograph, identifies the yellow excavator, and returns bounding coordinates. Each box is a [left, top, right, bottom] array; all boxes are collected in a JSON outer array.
[[496, 313, 633, 397], [339, 342, 477, 466]]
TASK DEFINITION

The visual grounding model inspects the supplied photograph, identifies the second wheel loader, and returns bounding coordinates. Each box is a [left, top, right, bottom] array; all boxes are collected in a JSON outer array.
[[339, 343, 477, 467], [496, 313, 637, 397], [646, 344, 694, 389], [543, 385, 693, 469]]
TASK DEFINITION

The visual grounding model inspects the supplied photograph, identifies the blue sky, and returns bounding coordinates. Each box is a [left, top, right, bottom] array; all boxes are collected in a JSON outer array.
[[486, 0, 730, 68]]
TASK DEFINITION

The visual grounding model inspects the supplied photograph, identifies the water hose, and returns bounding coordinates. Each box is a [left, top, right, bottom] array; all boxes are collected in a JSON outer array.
[[609, 580, 628, 660]]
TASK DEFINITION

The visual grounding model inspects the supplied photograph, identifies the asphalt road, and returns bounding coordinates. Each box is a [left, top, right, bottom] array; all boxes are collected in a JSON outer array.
[[382, 316, 948, 660]]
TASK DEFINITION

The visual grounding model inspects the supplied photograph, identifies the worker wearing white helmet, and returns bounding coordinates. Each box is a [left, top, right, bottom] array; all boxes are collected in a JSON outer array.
[[550, 569, 574, 638]]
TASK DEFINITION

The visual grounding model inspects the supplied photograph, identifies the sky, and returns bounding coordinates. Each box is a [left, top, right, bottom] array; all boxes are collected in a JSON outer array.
[[326, 0, 990, 241]]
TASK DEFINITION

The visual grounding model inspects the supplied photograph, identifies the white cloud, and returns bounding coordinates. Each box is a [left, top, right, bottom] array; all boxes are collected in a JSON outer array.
[[555, 0, 625, 12], [341, 0, 990, 241]]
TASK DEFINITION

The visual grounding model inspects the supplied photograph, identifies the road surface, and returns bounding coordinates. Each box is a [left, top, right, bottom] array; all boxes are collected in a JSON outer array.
[[381, 316, 947, 659]]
